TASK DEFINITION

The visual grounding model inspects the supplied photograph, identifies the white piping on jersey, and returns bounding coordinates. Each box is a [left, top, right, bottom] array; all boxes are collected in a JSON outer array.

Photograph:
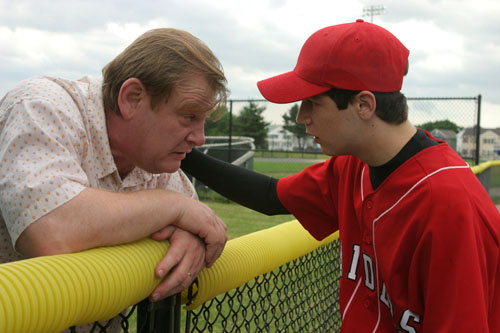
[[361, 166, 366, 202], [342, 278, 363, 322], [350, 164, 470, 332], [341, 166, 366, 322], [373, 165, 470, 226], [371, 221, 382, 333]]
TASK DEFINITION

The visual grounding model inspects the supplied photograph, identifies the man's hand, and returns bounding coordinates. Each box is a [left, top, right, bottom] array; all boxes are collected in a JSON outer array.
[[172, 199, 227, 267], [149, 228, 205, 301]]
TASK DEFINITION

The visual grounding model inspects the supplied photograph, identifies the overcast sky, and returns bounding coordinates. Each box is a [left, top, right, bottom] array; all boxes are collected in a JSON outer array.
[[1, 0, 499, 128]]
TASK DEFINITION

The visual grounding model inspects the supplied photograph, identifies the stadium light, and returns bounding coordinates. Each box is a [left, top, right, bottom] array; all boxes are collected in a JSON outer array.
[[362, 5, 386, 23]]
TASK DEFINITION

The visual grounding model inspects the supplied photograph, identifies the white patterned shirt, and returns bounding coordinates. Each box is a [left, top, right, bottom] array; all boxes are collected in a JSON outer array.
[[0, 75, 197, 263]]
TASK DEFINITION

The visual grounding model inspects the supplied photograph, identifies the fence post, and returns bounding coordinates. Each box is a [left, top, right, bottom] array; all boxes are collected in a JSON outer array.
[[228, 100, 233, 163], [136, 295, 181, 333], [475, 94, 482, 165]]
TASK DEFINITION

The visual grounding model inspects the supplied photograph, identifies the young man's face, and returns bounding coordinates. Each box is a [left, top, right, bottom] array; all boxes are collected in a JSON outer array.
[[126, 75, 216, 174], [296, 93, 361, 157]]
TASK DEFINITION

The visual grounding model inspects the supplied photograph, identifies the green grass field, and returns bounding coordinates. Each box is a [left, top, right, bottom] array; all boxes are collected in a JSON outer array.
[[491, 164, 500, 188], [201, 158, 500, 235], [199, 158, 322, 238], [202, 201, 294, 239]]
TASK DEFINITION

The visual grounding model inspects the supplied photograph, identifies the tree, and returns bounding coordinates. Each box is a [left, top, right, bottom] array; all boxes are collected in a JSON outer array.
[[233, 101, 270, 149], [204, 105, 230, 136], [282, 104, 307, 150], [416, 119, 463, 133]]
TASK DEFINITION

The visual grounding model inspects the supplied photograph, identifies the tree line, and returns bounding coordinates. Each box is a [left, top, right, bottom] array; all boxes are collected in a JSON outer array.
[[205, 101, 463, 150], [205, 101, 306, 150]]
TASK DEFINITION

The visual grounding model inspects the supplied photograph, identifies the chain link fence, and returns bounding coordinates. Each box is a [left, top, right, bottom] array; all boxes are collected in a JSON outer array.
[[223, 96, 482, 164], [185, 239, 341, 332], [65, 234, 340, 333]]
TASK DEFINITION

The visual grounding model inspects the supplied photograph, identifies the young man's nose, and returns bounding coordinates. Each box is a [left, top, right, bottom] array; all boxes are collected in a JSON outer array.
[[296, 101, 311, 125]]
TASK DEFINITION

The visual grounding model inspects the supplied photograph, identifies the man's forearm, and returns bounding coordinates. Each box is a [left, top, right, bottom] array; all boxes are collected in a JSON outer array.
[[16, 187, 201, 257]]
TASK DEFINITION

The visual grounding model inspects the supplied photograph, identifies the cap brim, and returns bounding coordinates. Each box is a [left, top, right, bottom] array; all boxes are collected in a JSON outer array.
[[257, 71, 330, 104]]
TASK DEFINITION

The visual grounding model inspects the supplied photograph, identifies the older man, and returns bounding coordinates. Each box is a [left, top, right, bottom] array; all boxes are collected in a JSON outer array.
[[0, 28, 228, 330]]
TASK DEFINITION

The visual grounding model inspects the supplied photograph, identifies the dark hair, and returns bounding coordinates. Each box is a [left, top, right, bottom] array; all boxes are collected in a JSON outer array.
[[326, 88, 408, 125]]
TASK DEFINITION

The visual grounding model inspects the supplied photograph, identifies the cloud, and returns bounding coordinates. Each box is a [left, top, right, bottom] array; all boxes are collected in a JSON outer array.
[[0, 0, 499, 127]]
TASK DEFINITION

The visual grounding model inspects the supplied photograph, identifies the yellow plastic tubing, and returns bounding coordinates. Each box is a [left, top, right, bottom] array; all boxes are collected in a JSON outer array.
[[0, 238, 169, 332], [185, 221, 339, 310], [0, 220, 338, 332], [471, 160, 500, 175]]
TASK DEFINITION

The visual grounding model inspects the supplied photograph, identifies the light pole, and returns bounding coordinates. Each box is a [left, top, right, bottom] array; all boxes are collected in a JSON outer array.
[[362, 5, 386, 23]]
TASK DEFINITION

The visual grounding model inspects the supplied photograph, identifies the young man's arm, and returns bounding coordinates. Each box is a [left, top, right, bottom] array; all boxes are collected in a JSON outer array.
[[16, 187, 227, 300], [181, 148, 289, 215]]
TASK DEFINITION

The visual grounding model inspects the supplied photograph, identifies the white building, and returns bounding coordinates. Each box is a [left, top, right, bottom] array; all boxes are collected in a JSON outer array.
[[267, 124, 320, 151], [457, 127, 500, 160], [267, 125, 294, 151]]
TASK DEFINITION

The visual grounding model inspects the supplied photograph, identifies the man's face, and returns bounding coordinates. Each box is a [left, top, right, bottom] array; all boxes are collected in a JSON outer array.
[[126, 74, 216, 174], [296, 93, 360, 156]]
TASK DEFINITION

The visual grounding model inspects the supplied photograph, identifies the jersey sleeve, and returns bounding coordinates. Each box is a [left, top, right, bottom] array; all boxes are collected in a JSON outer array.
[[277, 158, 339, 240]]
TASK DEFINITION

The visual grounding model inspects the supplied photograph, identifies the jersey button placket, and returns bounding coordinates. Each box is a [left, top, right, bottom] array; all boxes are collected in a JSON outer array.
[[363, 232, 372, 245]]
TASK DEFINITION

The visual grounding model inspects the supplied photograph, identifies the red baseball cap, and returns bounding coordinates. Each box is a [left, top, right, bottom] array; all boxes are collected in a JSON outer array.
[[257, 19, 410, 104]]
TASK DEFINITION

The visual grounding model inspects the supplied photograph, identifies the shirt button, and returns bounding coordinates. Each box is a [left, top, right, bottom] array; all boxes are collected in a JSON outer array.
[[364, 298, 371, 308], [366, 200, 373, 209], [363, 233, 372, 245]]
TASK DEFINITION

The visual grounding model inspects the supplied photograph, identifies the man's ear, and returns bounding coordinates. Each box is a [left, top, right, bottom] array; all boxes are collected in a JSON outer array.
[[117, 78, 147, 120], [356, 91, 376, 121]]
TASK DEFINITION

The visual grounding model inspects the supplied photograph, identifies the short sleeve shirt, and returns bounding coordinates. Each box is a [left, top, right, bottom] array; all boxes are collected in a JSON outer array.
[[0, 76, 197, 263]]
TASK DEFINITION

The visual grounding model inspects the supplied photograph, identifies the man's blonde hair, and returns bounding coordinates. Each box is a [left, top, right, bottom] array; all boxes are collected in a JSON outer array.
[[102, 28, 228, 117]]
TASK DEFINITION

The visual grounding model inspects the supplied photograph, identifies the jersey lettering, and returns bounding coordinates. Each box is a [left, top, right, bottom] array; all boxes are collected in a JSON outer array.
[[347, 245, 374, 290], [400, 309, 420, 333], [362, 253, 375, 290], [347, 244, 360, 281], [380, 283, 393, 316], [347, 246, 421, 332]]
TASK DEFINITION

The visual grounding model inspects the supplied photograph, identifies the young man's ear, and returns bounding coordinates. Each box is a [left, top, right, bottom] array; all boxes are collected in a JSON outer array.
[[355, 91, 376, 121], [117, 78, 147, 120]]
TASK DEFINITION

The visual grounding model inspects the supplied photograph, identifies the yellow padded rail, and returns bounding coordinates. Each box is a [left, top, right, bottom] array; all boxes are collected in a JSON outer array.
[[0, 238, 169, 332], [471, 160, 500, 174], [0, 220, 338, 331], [185, 220, 338, 310]]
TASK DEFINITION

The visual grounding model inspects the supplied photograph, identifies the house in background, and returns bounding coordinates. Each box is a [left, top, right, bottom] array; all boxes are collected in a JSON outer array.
[[457, 127, 500, 160], [431, 129, 457, 151], [267, 124, 294, 151], [267, 124, 319, 151]]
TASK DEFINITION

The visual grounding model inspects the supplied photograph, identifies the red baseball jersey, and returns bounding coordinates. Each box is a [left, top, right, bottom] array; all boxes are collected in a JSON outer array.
[[277, 141, 500, 332]]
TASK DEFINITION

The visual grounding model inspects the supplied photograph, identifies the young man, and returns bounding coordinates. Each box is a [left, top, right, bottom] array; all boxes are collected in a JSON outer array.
[[0, 28, 228, 330], [182, 20, 500, 332]]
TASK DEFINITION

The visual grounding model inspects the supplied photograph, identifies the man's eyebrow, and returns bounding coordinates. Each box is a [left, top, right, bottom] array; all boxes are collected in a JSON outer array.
[[178, 100, 216, 113]]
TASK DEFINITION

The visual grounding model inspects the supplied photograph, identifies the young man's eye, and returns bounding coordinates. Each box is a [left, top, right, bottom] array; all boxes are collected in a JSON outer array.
[[306, 99, 318, 107]]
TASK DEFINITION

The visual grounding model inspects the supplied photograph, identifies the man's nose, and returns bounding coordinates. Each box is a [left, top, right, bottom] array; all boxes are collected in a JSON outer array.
[[187, 123, 205, 146]]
